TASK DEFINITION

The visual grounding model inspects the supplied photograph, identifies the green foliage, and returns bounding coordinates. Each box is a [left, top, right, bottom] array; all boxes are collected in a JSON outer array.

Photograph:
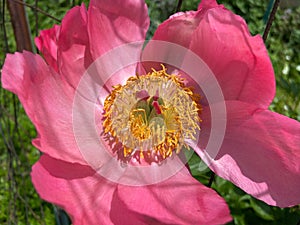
[[0, 90, 55, 224], [0, 0, 299, 224], [145, 0, 177, 38], [268, 6, 300, 120]]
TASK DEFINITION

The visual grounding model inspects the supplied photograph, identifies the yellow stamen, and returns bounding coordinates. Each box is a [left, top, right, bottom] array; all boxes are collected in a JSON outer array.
[[102, 65, 201, 163]]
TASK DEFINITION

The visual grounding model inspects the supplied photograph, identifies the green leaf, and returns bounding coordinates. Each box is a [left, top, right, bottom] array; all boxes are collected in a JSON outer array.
[[250, 198, 275, 221], [54, 206, 71, 225]]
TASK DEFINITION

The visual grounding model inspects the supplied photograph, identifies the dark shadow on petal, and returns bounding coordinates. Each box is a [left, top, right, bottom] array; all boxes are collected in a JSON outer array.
[[39, 154, 96, 179], [110, 188, 177, 225]]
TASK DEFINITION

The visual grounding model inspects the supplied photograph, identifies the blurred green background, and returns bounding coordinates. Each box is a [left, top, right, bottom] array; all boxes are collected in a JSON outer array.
[[0, 0, 299, 224]]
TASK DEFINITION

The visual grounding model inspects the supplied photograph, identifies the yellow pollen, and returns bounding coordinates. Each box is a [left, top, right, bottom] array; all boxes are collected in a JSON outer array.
[[103, 65, 201, 163], [129, 109, 151, 140]]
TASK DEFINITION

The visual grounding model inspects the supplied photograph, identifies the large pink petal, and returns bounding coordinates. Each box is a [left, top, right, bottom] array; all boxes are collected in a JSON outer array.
[[57, 4, 94, 90], [32, 155, 231, 225], [35, 24, 60, 71], [189, 6, 275, 109], [141, 10, 204, 74], [196, 100, 300, 207], [151, 11, 201, 49], [149, 0, 275, 109], [31, 155, 116, 225], [33, 155, 165, 225], [88, 0, 149, 60], [151, 0, 222, 49], [117, 167, 232, 225], [1, 51, 86, 164]]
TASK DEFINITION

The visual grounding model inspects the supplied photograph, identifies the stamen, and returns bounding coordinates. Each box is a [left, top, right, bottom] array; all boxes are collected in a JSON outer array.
[[102, 65, 201, 163]]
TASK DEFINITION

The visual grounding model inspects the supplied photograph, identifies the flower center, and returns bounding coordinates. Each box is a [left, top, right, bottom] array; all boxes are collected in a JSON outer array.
[[103, 66, 201, 163]]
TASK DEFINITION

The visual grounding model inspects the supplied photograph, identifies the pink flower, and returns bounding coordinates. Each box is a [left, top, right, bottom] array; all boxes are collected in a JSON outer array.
[[2, 0, 299, 224], [0, 0, 234, 224]]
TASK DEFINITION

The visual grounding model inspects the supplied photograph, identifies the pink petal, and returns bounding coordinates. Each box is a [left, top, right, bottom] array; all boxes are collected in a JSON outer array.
[[32, 155, 231, 225], [152, 10, 201, 49], [57, 4, 94, 90], [87, 0, 149, 60], [196, 100, 300, 207], [198, 0, 219, 9], [151, 0, 223, 49], [149, 2, 275, 109], [189, 7, 275, 109], [117, 167, 232, 225], [1, 51, 86, 164], [143, 1, 224, 72], [31, 155, 116, 225], [35, 24, 60, 71]]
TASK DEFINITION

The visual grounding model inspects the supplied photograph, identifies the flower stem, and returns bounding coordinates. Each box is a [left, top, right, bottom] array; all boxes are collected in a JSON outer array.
[[7, 0, 33, 51], [263, 0, 281, 42], [207, 172, 215, 187], [175, 0, 183, 13], [11, 0, 60, 22]]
